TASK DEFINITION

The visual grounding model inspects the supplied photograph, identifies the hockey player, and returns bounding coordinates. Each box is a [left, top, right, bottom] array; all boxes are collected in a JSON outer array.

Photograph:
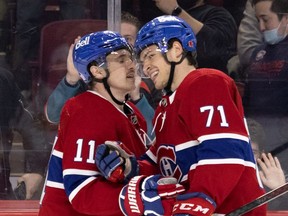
[[44, 12, 157, 143], [95, 16, 267, 215], [38, 31, 164, 215]]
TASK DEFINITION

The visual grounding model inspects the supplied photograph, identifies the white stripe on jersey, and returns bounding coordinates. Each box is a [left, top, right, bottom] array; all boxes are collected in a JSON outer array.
[[47, 180, 64, 189], [63, 169, 100, 177], [146, 149, 157, 163], [69, 176, 96, 202], [190, 158, 256, 170], [198, 133, 249, 143], [52, 149, 63, 158], [175, 140, 199, 151], [179, 158, 256, 183]]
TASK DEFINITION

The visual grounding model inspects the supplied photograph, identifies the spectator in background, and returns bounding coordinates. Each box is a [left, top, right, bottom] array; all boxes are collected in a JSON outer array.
[[0, 66, 50, 200], [227, 0, 263, 90], [152, 0, 238, 74], [207, 0, 247, 27], [237, 0, 263, 74], [0, 0, 9, 55], [11, 0, 88, 98], [242, 0, 288, 182], [246, 117, 287, 210]]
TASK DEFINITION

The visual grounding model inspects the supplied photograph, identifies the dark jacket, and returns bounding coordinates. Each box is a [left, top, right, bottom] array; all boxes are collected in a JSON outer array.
[[0, 67, 50, 199]]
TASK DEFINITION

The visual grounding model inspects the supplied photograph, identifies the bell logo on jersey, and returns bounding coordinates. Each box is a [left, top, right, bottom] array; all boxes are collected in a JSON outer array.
[[75, 36, 90, 50], [173, 203, 211, 215]]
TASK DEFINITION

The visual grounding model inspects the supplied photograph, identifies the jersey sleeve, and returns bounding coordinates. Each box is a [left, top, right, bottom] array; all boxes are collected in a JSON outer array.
[[177, 72, 258, 206]]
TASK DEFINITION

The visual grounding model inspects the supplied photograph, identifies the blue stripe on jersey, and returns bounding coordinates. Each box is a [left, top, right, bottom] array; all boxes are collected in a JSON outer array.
[[159, 138, 255, 182], [63, 169, 101, 197], [197, 138, 255, 163], [64, 174, 91, 196], [47, 154, 64, 184]]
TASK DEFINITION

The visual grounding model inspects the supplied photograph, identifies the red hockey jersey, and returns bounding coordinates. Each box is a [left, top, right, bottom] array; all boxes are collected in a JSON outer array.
[[39, 91, 147, 216], [141, 68, 266, 215]]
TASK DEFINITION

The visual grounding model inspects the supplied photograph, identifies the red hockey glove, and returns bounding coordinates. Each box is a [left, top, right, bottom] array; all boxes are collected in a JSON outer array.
[[119, 175, 185, 216], [172, 192, 216, 216], [95, 141, 139, 183]]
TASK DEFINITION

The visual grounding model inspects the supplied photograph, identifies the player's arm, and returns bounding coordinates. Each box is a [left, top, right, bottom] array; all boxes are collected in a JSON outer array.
[[175, 74, 256, 214], [45, 41, 85, 124], [95, 141, 159, 183], [95, 141, 139, 183]]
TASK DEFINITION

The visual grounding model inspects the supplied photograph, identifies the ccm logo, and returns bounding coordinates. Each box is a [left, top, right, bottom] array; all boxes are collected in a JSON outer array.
[[75, 36, 90, 49], [173, 203, 210, 214]]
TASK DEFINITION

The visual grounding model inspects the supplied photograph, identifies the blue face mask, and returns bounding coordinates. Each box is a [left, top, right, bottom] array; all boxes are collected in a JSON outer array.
[[263, 22, 288, 45]]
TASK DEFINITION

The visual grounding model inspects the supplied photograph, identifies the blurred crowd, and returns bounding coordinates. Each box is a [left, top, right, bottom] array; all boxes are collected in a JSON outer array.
[[0, 0, 287, 212]]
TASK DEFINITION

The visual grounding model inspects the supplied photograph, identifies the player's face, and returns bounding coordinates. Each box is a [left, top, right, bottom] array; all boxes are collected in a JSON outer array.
[[121, 22, 138, 47], [106, 48, 137, 93], [139, 45, 171, 90]]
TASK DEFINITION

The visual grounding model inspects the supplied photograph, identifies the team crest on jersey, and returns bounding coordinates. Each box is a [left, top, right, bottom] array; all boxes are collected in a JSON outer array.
[[160, 98, 168, 107], [157, 145, 182, 181], [129, 115, 138, 125]]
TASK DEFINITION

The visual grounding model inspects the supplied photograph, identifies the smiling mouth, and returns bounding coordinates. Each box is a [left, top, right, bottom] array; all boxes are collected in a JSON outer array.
[[150, 71, 158, 82]]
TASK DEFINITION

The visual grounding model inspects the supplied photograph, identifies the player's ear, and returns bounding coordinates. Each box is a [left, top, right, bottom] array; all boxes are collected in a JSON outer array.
[[168, 41, 184, 62], [90, 65, 106, 79]]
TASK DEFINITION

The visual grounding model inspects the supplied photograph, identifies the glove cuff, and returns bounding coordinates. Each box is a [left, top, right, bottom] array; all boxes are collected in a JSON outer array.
[[123, 156, 139, 183], [119, 175, 146, 216], [173, 192, 216, 216]]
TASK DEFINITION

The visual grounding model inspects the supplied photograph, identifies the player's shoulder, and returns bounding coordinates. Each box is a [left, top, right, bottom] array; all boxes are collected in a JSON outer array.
[[63, 91, 106, 113], [187, 68, 233, 84], [177, 68, 236, 96]]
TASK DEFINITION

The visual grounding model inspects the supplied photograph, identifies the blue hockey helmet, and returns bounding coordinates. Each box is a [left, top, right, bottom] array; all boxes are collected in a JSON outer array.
[[134, 15, 197, 56], [73, 30, 132, 83]]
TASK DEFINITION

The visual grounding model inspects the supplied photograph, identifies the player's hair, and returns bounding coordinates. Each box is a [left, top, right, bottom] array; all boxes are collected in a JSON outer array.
[[121, 11, 142, 31], [252, 0, 273, 6], [271, 0, 288, 19]]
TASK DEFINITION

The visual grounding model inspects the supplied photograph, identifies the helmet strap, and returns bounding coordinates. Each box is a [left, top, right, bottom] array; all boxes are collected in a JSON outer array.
[[163, 52, 187, 95], [102, 69, 126, 105]]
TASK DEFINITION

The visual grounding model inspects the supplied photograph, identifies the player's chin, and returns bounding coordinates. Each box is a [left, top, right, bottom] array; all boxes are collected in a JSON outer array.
[[126, 79, 136, 87], [154, 80, 162, 90], [125, 82, 136, 91]]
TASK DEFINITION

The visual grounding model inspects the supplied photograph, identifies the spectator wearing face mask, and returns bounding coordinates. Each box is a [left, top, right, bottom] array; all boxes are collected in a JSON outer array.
[[242, 1, 288, 201]]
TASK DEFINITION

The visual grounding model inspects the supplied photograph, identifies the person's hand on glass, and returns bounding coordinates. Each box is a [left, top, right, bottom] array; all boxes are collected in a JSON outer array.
[[257, 153, 286, 190]]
